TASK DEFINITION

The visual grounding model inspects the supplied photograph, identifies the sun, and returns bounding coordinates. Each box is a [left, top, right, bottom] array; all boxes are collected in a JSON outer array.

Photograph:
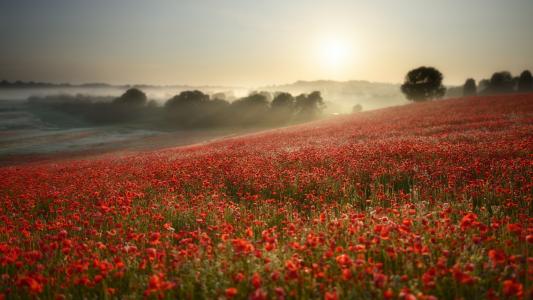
[[318, 37, 350, 69]]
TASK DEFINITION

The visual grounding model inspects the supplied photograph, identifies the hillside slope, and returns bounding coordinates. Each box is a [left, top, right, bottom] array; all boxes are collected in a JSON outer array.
[[1, 94, 532, 299]]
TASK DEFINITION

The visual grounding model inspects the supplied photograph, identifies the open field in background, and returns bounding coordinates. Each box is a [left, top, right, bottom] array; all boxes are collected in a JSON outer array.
[[0, 126, 254, 167], [0, 94, 532, 299], [0, 99, 265, 166]]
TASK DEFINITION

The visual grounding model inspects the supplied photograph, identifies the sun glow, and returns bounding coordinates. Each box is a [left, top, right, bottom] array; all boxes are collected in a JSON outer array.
[[322, 39, 347, 66], [315, 35, 354, 76]]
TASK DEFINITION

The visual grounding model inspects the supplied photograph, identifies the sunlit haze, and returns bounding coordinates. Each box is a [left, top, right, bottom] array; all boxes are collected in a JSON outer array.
[[1, 0, 532, 86]]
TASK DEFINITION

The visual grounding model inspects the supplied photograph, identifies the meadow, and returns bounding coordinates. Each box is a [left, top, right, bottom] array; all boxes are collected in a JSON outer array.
[[0, 94, 531, 299]]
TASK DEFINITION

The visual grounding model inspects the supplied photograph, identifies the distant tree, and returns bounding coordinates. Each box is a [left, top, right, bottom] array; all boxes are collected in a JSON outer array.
[[211, 92, 227, 101], [478, 79, 491, 94], [146, 100, 159, 108], [517, 70, 533, 92], [271, 92, 295, 110], [201, 98, 230, 127], [295, 91, 325, 119], [165, 90, 211, 127], [401, 66, 446, 101], [463, 78, 477, 97], [114, 88, 147, 106], [488, 71, 514, 94], [106, 88, 148, 122], [352, 104, 363, 113], [231, 93, 270, 109], [212, 91, 237, 102], [269, 92, 295, 124], [512, 76, 520, 90], [250, 91, 273, 102], [445, 86, 463, 98], [230, 93, 270, 125], [165, 90, 210, 109]]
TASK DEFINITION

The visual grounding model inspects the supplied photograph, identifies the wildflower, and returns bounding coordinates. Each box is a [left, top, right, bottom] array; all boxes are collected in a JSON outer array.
[[341, 268, 352, 281], [251, 288, 267, 300], [488, 249, 506, 266], [383, 289, 394, 299], [163, 223, 175, 232], [144, 274, 175, 297], [274, 287, 285, 299], [460, 213, 478, 230], [251, 272, 262, 289], [246, 227, 254, 238], [17, 276, 43, 294], [507, 223, 521, 234], [285, 259, 299, 279], [149, 232, 161, 245], [324, 290, 338, 300], [233, 272, 245, 282], [526, 234, 533, 243], [225, 287, 238, 298], [231, 238, 254, 254], [335, 254, 352, 268], [373, 273, 388, 288], [502, 279, 523, 297], [145, 248, 157, 260]]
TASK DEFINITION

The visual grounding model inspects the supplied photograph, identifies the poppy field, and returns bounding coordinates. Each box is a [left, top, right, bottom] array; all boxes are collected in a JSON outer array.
[[0, 94, 532, 299]]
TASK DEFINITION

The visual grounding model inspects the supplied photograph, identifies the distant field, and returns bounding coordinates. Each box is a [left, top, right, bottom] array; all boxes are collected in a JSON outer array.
[[0, 99, 261, 165], [0, 126, 253, 166], [0, 94, 531, 299]]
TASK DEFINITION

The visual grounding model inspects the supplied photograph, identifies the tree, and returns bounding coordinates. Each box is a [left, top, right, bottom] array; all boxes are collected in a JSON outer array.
[[164, 90, 211, 127], [211, 92, 227, 101], [271, 92, 295, 110], [250, 91, 273, 102], [401, 66, 446, 101], [517, 70, 533, 92], [229, 93, 270, 126], [165, 90, 209, 109], [488, 71, 514, 94], [114, 88, 147, 106], [231, 93, 269, 109], [269, 92, 295, 125], [295, 91, 325, 120], [107, 88, 149, 122], [477, 79, 490, 94], [463, 78, 477, 97]]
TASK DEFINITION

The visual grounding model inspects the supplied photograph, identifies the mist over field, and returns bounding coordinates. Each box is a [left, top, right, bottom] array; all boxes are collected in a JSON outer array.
[[265, 80, 407, 112], [0, 80, 411, 161], [0, 80, 407, 110]]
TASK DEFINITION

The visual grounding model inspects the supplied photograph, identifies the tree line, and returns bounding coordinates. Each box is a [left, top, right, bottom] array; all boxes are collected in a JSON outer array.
[[27, 89, 325, 128], [463, 70, 533, 96], [401, 66, 533, 101]]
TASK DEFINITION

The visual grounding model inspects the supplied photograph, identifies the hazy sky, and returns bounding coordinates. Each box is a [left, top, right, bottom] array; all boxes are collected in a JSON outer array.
[[1, 0, 532, 86]]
